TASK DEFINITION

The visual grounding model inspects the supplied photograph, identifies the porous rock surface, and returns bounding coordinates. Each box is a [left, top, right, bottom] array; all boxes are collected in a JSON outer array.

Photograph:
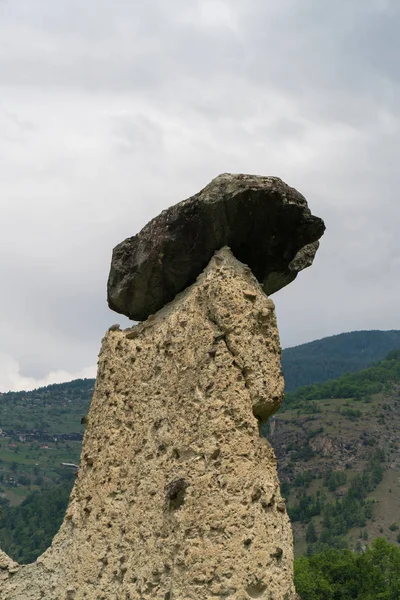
[[108, 173, 325, 321], [0, 248, 296, 599]]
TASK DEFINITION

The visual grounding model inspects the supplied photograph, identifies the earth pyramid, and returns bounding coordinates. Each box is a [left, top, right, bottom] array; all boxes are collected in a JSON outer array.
[[1, 174, 324, 599]]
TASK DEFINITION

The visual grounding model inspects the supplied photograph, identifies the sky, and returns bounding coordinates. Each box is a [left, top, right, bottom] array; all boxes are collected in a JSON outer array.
[[1, 0, 400, 392]]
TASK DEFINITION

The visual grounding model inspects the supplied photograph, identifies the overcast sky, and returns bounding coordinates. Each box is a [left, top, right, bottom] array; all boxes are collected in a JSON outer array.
[[1, 0, 400, 392]]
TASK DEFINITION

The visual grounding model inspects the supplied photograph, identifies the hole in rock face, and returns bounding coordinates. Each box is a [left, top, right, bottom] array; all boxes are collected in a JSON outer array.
[[165, 478, 188, 511], [271, 546, 283, 560], [252, 399, 275, 424], [245, 581, 268, 598]]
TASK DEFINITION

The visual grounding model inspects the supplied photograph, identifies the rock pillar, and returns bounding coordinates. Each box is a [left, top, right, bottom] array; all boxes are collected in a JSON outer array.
[[1, 248, 296, 599]]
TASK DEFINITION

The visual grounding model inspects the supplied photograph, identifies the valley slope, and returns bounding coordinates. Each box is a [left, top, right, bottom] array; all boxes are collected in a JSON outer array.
[[282, 329, 400, 391], [2, 331, 400, 562], [269, 350, 400, 555]]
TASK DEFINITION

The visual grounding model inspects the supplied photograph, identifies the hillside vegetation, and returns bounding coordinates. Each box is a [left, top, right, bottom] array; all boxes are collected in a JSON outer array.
[[282, 329, 400, 391], [285, 349, 400, 406], [0, 379, 93, 509], [295, 538, 400, 600], [269, 350, 400, 556], [0, 380, 93, 561], [2, 332, 400, 564], [0, 481, 74, 564]]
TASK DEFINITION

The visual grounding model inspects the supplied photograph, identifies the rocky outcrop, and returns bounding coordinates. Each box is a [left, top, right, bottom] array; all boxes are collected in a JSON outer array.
[[1, 174, 324, 598], [0, 248, 298, 599], [108, 173, 325, 321]]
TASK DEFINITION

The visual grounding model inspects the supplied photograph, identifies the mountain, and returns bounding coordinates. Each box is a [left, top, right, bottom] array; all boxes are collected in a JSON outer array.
[[0, 379, 93, 509], [0, 380, 94, 562], [282, 329, 400, 392], [0, 483, 73, 564], [267, 350, 400, 556], [3, 332, 400, 563], [0, 378, 94, 434]]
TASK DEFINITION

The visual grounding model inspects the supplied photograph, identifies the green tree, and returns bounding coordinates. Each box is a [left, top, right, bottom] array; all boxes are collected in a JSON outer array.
[[306, 521, 318, 544], [294, 539, 400, 600]]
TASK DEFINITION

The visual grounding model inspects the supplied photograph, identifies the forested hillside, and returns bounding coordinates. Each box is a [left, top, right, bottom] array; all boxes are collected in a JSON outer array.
[[282, 329, 400, 392], [285, 349, 400, 406], [0, 379, 93, 510], [3, 333, 400, 565], [268, 350, 400, 557], [295, 539, 400, 599], [0, 380, 93, 562], [0, 378, 94, 433], [0, 480, 74, 564]]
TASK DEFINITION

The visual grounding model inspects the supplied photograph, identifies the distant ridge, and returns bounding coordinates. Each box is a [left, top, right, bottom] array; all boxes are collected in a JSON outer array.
[[2, 330, 400, 562], [282, 330, 400, 392], [4, 330, 400, 397]]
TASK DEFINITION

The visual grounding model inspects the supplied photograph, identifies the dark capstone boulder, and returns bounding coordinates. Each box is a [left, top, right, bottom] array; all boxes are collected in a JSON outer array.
[[107, 173, 325, 321]]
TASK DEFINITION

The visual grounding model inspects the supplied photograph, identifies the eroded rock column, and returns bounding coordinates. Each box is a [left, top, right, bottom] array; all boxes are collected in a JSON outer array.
[[1, 248, 297, 600], [2, 172, 325, 599]]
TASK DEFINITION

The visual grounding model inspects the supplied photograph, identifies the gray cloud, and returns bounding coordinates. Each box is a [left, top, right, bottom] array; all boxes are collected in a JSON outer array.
[[1, 0, 400, 390]]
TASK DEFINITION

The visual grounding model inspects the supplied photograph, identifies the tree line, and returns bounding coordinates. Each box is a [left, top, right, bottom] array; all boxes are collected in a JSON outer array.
[[295, 538, 400, 599]]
